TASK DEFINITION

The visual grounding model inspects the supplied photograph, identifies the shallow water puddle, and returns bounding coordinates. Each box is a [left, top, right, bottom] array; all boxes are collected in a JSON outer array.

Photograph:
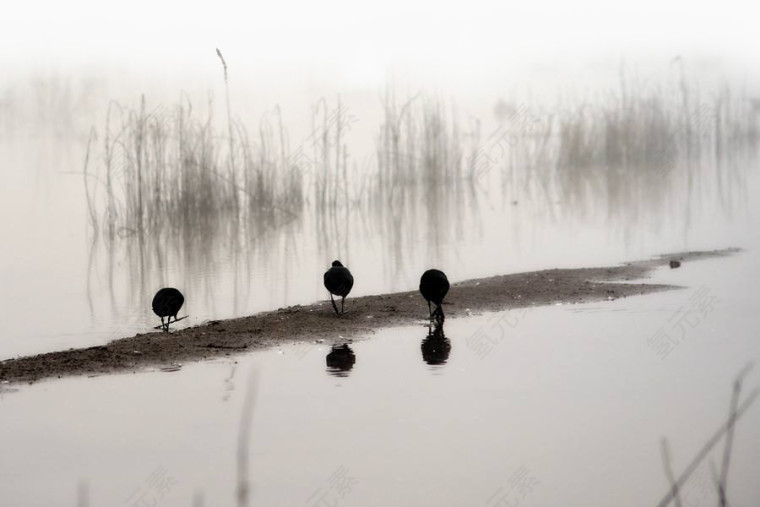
[[1, 253, 760, 506]]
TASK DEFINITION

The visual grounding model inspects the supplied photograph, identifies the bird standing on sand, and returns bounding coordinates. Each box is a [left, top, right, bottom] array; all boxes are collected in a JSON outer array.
[[419, 269, 449, 322], [152, 287, 185, 332], [323, 260, 354, 315]]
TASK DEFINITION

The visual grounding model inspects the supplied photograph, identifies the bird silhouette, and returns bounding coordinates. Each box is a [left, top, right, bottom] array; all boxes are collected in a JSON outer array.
[[152, 287, 184, 332], [421, 321, 451, 366], [326, 343, 356, 376], [419, 269, 449, 322], [323, 260, 354, 315]]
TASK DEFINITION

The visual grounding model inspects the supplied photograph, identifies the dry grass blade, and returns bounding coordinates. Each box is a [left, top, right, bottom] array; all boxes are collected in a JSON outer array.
[[660, 438, 683, 507], [82, 128, 99, 230], [656, 378, 759, 507], [216, 48, 228, 84], [717, 363, 753, 506]]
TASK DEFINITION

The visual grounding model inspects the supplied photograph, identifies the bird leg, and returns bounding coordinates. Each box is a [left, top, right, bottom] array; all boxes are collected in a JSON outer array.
[[341, 296, 346, 314], [160, 316, 166, 332], [330, 293, 340, 315]]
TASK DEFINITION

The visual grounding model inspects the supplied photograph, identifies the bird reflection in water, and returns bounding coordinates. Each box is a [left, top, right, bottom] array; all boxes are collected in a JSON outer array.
[[326, 343, 356, 377], [421, 321, 451, 367]]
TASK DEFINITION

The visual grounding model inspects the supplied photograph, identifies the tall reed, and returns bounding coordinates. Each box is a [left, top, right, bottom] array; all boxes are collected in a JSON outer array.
[[83, 76, 759, 247]]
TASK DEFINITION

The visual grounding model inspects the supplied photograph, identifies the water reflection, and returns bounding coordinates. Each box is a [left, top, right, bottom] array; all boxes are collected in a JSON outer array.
[[326, 344, 356, 377], [421, 322, 451, 367]]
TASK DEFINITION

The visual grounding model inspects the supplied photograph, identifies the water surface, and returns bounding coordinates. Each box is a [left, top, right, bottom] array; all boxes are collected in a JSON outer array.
[[1, 251, 759, 506]]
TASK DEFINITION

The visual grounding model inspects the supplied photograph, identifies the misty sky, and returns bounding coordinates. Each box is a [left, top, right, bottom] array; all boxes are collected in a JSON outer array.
[[3, 0, 757, 86]]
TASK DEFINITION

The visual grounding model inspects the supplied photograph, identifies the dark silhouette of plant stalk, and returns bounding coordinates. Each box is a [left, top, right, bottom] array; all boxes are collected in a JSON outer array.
[[717, 363, 753, 506], [656, 368, 758, 507], [82, 127, 99, 231], [660, 438, 683, 507], [217, 48, 238, 209], [237, 370, 258, 507]]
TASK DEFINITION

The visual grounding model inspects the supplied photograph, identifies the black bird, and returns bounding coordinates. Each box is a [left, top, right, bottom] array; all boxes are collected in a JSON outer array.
[[323, 260, 354, 315], [152, 287, 184, 332], [419, 269, 449, 322]]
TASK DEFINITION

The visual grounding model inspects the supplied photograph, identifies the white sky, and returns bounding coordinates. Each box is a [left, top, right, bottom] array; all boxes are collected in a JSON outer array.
[[2, 0, 758, 85]]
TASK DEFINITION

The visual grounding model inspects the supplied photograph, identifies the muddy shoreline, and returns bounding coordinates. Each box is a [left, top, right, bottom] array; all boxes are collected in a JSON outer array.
[[0, 249, 737, 384]]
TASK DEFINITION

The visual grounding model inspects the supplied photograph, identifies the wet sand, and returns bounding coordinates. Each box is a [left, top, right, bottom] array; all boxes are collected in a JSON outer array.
[[0, 249, 737, 384]]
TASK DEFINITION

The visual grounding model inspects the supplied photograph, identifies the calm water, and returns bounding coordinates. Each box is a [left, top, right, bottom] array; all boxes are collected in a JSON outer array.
[[1, 67, 760, 505], [1, 251, 759, 506]]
